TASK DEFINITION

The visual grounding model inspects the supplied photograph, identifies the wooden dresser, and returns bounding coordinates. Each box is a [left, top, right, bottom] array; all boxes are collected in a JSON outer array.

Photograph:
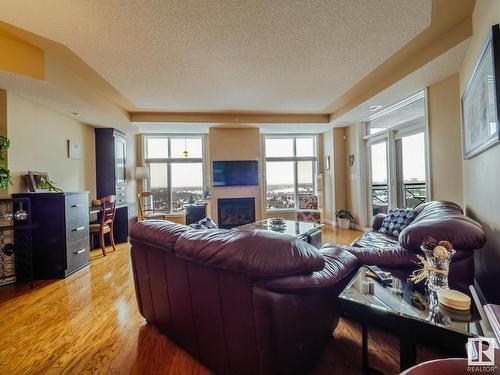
[[13, 192, 90, 279]]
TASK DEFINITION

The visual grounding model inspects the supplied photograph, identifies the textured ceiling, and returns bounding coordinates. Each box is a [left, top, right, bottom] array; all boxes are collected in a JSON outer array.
[[0, 0, 431, 112], [332, 38, 469, 125]]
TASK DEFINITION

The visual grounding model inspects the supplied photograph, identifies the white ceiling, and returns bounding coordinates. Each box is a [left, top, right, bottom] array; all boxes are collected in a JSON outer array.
[[0, 0, 431, 112], [332, 38, 470, 125]]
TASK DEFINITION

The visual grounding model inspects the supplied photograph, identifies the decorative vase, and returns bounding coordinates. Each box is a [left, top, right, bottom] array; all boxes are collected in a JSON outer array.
[[421, 246, 455, 291], [338, 218, 351, 230]]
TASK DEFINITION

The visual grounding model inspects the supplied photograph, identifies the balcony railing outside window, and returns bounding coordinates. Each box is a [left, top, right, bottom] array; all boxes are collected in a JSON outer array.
[[371, 182, 426, 216], [402, 182, 426, 209], [372, 184, 389, 215]]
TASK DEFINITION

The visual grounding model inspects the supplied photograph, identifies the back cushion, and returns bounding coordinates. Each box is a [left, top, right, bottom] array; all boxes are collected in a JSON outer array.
[[175, 229, 325, 279], [130, 220, 190, 251], [379, 208, 416, 236]]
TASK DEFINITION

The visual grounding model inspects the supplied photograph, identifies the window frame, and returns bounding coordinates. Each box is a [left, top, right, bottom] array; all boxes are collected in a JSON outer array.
[[363, 90, 430, 222], [143, 134, 204, 214], [263, 134, 318, 212]]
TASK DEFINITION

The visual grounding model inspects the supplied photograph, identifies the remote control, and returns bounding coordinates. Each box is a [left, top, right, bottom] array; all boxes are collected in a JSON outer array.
[[366, 265, 392, 285]]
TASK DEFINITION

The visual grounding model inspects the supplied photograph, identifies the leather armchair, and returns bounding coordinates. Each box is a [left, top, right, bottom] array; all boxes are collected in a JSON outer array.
[[328, 201, 486, 286], [130, 220, 358, 375]]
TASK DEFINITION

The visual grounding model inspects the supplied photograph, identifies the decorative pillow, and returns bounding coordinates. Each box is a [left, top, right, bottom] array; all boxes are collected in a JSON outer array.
[[190, 217, 218, 230], [379, 208, 416, 236]]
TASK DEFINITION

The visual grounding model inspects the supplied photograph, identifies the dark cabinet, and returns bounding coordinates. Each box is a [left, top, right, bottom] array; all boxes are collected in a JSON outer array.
[[12, 192, 90, 279], [95, 128, 127, 204]]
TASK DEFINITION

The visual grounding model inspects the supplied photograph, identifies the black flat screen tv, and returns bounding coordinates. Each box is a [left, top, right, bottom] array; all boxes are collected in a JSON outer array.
[[213, 160, 258, 187]]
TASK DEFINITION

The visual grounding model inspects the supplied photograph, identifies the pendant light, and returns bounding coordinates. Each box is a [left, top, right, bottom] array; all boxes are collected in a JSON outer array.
[[183, 137, 189, 158]]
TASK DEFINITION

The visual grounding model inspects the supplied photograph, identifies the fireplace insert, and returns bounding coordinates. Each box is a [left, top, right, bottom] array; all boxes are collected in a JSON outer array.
[[217, 197, 255, 229]]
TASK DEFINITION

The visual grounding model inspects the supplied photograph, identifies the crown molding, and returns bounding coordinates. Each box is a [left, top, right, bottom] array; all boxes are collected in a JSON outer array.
[[129, 111, 330, 124]]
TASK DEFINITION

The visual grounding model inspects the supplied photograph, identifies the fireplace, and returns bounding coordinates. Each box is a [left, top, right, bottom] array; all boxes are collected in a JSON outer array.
[[217, 197, 256, 229]]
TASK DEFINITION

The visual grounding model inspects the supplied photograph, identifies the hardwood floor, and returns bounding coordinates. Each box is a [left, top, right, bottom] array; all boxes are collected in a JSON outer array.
[[0, 226, 443, 375]]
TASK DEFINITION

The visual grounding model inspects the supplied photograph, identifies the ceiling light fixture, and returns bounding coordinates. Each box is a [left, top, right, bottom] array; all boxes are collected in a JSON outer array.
[[368, 105, 383, 112], [183, 137, 189, 158]]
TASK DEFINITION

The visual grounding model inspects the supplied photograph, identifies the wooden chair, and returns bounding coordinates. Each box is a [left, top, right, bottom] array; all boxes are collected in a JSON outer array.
[[90, 195, 117, 256], [137, 191, 166, 221]]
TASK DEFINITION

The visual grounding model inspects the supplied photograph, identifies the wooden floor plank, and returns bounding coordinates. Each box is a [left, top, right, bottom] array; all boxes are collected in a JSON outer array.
[[0, 226, 443, 374]]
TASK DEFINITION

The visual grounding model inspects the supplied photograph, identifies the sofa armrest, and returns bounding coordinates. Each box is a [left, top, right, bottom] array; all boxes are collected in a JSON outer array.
[[255, 247, 358, 294], [372, 213, 386, 231], [399, 216, 487, 252]]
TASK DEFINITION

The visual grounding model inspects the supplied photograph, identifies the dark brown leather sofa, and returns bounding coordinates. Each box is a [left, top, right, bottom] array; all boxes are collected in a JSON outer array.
[[130, 220, 358, 375], [329, 201, 486, 286]]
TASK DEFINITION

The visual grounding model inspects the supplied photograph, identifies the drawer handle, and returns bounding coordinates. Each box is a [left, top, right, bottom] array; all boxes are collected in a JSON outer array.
[[72, 226, 86, 232], [71, 204, 83, 208], [73, 248, 86, 255]]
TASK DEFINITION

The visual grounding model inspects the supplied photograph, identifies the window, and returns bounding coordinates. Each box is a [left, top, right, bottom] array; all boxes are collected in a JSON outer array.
[[143, 135, 203, 213], [264, 136, 317, 210], [365, 91, 428, 218]]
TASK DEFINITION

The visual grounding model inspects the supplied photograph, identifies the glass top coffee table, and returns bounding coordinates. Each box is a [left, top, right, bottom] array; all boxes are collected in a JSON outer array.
[[236, 219, 322, 247], [339, 266, 487, 373]]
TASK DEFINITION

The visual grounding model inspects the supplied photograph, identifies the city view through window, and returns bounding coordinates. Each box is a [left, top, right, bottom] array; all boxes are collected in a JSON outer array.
[[145, 136, 203, 213], [265, 137, 317, 210], [370, 132, 427, 215]]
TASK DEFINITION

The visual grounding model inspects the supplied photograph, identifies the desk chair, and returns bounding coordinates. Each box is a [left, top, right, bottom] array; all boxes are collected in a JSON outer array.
[[90, 195, 117, 256], [137, 192, 167, 221]]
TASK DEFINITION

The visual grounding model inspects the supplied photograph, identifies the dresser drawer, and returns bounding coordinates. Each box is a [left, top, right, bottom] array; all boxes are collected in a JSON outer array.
[[65, 194, 88, 220], [66, 237, 90, 273], [116, 185, 127, 204], [66, 215, 90, 243]]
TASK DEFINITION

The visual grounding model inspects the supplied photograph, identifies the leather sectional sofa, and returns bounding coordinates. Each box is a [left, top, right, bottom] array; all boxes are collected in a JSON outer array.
[[130, 220, 359, 375], [330, 201, 487, 287]]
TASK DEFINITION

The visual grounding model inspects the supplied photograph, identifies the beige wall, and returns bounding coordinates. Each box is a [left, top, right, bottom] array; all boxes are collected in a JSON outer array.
[[125, 131, 137, 203], [6, 92, 96, 197], [459, 0, 500, 303], [322, 129, 334, 223], [322, 127, 347, 224], [333, 128, 347, 215], [344, 123, 367, 228], [427, 73, 463, 206], [208, 127, 264, 223]]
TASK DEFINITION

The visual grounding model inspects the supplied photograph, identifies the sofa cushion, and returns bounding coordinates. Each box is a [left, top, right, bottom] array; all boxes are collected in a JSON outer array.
[[379, 208, 416, 236], [175, 228, 325, 279], [130, 220, 191, 251], [399, 201, 486, 252], [351, 231, 399, 249], [256, 247, 358, 293]]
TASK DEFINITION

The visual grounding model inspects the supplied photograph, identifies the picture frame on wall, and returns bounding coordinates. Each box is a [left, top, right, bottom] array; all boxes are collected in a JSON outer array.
[[67, 139, 82, 159], [461, 24, 500, 159]]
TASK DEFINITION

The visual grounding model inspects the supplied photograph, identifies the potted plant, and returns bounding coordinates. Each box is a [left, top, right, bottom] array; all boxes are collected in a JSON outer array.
[[0, 136, 11, 190], [336, 209, 353, 229]]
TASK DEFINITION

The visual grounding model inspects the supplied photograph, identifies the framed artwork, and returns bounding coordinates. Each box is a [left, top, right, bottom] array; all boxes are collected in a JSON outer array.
[[68, 139, 82, 159], [25, 171, 49, 192], [461, 24, 500, 159]]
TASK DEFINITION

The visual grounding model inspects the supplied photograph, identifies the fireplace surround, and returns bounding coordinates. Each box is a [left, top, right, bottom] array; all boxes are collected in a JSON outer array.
[[217, 197, 256, 229]]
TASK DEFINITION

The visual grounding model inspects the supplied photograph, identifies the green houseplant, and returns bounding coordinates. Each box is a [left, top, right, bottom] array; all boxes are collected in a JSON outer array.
[[336, 209, 353, 230], [0, 136, 12, 190]]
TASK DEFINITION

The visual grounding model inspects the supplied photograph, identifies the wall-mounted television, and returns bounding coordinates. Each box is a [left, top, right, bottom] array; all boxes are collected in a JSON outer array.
[[213, 160, 258, 187]]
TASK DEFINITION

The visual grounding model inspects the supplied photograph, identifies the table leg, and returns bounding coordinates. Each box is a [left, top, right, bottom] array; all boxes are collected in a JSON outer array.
[[399, 332, 417, 371], [362, 323, 369, 371]]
